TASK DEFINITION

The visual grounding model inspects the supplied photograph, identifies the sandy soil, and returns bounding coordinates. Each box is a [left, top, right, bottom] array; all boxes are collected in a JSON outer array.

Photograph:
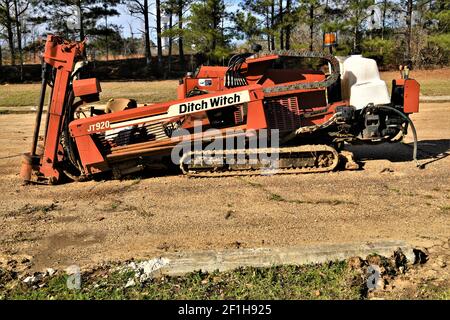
[[0, 103, 449, 272]]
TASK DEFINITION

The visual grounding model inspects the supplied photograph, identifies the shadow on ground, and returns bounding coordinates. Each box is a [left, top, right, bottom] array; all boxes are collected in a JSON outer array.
[[346, 139, 450, 163]]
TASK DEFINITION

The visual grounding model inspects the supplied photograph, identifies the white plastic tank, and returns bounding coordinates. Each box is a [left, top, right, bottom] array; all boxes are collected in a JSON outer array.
[[339, 55, 390, 109]]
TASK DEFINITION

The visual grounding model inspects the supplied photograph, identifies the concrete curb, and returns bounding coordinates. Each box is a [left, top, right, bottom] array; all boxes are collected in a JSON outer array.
[[419, 96, 450, 103], [152, 240, 415, 276]]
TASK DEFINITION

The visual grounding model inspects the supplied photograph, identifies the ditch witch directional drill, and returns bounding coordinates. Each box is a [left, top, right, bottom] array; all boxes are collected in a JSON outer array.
[[21, 35, 420, 184]]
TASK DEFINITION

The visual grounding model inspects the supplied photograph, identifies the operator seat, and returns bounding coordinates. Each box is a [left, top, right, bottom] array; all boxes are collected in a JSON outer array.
[[105, 98, 138, 113]]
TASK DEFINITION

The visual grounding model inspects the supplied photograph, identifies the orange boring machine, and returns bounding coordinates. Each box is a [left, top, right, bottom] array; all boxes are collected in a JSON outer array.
[[21, 35, 420, 184]]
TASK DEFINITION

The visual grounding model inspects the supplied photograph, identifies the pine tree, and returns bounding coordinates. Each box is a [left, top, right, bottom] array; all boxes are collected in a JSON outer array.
[[187, 0, 230, 63], [239, 0, 275, 50], [234, 11, 260, 42], [344, 0, 375, 52], [12, 0, 30, 80], [34, 0, 120, 41], [156, 0, 163, 70], [0, 0, 16, 64], [176, 0, 189, 70], [299, 0, 324, 51], [162, 0, 177, 73]]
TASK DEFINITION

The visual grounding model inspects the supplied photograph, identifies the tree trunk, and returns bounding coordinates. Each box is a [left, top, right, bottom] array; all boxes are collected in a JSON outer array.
[[156, 0, 163, 69], [77, 0, 84, 41], [0, 45, 3, 67], [405, 0, 413, 61], [220, 0, 225, 48], [265, 7, 270, 50], [309, 5, 314, 51], [168, 12, 172, 74], [381, 0, 387, 40], [13, 0, 23, 80], [105, 14, 109, 61], [143, 0, 152, 66], [5, 0, 15, 65], [285, 0, 291, 50], [279, 0, 283, 50], [177, 0, 185, 71], [270, 0, 275, 50], [211, 2, 219, 52]]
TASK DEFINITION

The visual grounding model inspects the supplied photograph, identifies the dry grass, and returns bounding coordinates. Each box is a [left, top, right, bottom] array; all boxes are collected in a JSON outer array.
[[0, 80, 179, 107], [380, 67, 450, 96]]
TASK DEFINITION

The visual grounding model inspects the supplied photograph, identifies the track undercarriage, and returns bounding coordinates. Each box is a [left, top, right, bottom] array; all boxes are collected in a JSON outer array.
[[180, 145, 358, 178]]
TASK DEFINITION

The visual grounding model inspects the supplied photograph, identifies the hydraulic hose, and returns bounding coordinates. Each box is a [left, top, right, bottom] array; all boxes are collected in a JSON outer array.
[[372, 105, 422, 168]]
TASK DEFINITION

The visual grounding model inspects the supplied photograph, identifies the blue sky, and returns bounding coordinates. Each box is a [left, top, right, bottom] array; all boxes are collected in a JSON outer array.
[[109, 1, 242, 39], [109, 4, 138, 38]]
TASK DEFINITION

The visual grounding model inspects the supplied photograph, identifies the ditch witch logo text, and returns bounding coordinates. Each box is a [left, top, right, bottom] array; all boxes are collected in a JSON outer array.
[[106, 90, 251, 131], [171, 91, 251, 116]]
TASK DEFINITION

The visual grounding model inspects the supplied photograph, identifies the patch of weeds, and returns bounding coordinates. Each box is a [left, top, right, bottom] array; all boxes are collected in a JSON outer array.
[[382, 185, 401, 194], [123, 204, 138, 212], [439, 205, 450, 214], [269, 193, 285, 202], [136, 208, 154, 217], [314, 199, 356, 206], [240, 178, 264, 189], [108, 200, 139, 213], [7, 203, 58, 217], [110, 202, 120, 211], [269, 193, 354, 206], [12, 231, 40, 243], [41, 203, 58, 213], [129, 178, 141, 187], [2, 261, 363, 300], [416, 282, 450, 300], [424, 194, 434, 199], [242, 178, 354, 206]]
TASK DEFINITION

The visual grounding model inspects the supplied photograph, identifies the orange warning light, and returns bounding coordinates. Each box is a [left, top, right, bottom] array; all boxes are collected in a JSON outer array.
[[323, 32, 337, 47]]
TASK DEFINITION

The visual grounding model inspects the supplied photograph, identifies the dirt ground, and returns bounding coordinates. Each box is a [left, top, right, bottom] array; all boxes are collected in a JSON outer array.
[[0, 103, 449, 273]]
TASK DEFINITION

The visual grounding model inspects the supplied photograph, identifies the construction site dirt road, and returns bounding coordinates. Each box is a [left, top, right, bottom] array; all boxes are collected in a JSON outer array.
[[0, 102, 449, 272]]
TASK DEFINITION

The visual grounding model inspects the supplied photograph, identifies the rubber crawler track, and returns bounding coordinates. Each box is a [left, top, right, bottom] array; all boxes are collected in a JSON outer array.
[[180, 145, 340, 178]]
